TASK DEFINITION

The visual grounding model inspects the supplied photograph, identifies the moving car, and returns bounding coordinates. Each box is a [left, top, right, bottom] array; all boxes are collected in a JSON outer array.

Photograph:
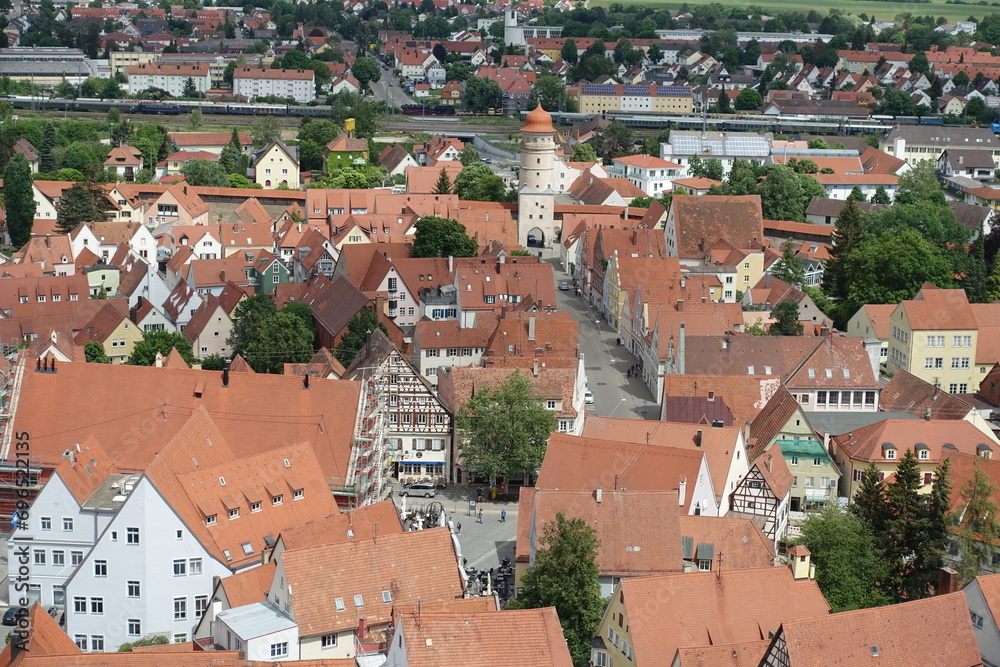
[[399, 481, 436, 498], [559, 281, 570, 291], [585, 390, 595, 405]]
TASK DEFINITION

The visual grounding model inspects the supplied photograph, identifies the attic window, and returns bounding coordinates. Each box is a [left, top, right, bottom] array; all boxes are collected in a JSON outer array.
[[335, 598, 345, 612], [223, 549, 232, 562], [205, 515, 216, 526], [871, 646, 879, 657], [825, 369, 833, 379], [354, 594, 364, 608], [219, 477, 226, 486], [241, 542, 253, 555], [382, 590, 392, 603], [808, 369, 815, 378], [747, 366, 754, 375], [843, 369, 850, 379]]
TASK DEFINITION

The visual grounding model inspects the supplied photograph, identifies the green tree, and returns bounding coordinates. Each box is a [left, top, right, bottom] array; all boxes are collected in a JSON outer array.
[[757, 165, 804, 221], [105, 107, 120, 125], [201, 354, 226, 371], [118, 636, 169, 652], [770, 238, 805, 287], [189, 108, 203, 129], [870, 185, 891, 205], [56, 182, 103, 234], [40, 123, 56, 174], [280, 301, 315, 339], [228, 293, 276, 358], [703, 158, 724, 182], [412, 215, 478, 258], [182, 76, 197, 98], [297, 119, 340, 173], [852, 462, 889, 533], [823, 199, 864, 300], [966, 97, 996, 126], [455, 371, 557, 481], [127, 330, 196, 366], [570, 142, 598, 163], [717, 88, 731, 113], [843, 230, 955, 311], [334, 306, 388, 366], [799, 506, 890, 612], [432, 167, 453, 195], [507, 513, 604, 664], [895, 161, 946, 206], [846, 185, 866, 203], [955, 460, 1000, 582], [734, 87, 763, 110], [591, 121, 634, 163], [239, 310, 314, 374], [647, 41, 663, 65], [110, 119, 133, 148], [182, 159, 230, 187], [3, 153, 35, 249], [530, 73, 573, 112], [351, 57, 381, 92], [458, 143, 481, 167], [250, 116, 281, 148], [910, 51, 930, 75], [770, 300, 804, 335], [223, 60, 237, 87], [84, 340, 110, 364], [464, 77, 502, 112], [987, 258, 1000, 302], [964, 238, 990, 304], [454, 163, 508, 202], [954, 70, 971, 88], [560, 37, 578, 65]]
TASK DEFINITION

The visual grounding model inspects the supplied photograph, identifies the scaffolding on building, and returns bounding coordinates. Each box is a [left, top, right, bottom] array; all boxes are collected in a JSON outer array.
[[343, 359, 391, 510]]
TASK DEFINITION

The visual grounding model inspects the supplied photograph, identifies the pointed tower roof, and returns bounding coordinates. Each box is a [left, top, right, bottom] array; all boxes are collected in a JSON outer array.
[[523, 105, 554, 134]]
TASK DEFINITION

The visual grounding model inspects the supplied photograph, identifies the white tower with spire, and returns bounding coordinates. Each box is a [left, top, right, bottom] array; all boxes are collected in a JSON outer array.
[[518, 105, 557, 247]]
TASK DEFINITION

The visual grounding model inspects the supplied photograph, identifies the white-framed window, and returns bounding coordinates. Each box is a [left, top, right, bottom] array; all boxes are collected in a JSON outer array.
[[174, 597, 187, 620], [189, 558, 203, 575], [127, 527, 140, 545], [229, 508, 239, 519], [354, 594, 364, 607], [128, 619, 141, 636], [90, 598, 103, 614], [94, 560, 107, 577], [91, 635, 104, 652], [72, 551, 83, 566], [41, 517, 51, 531], [173, 559, 187, 576], [52, 550, 64, 566], [270, 642, 288, 658], [273, 494, 283, 505], [293, 489, 303, 500], [34, 550, 45, 565], [205, 514, 217, 525], [62, 517, 74, 531], [321, 634, 338, 648], [73, 597, 87, 613], [127, 580, 140, 598], [195, 595, 209, 618]]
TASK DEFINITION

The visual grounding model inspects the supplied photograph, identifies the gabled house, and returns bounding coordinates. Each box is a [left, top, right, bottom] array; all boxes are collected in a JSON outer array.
[[148, 183, 209, 226], [253, 140, 299, 189], [184, 294, 232, 360], [342, 330, 452, 485], [324, 133, 369, 172], [103, 145, 144, 182], [377, 144, 418, 177], [729, 452, 793, 544], [592, 566, 829, 667], [13, 137, 41, 172], [73, 301, 140, 362]]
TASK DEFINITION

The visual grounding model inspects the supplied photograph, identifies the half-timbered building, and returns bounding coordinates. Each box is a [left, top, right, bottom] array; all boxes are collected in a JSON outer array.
[[728, 452, 793, 545], [343, 329, 452, 485]]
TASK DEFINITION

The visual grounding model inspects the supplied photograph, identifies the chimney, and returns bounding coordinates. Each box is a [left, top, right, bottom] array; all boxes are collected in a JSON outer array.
[[695, 429, 703, 447], [678, 477, 686, 507], [532, 358, 539, 377], [62, 449, 76, 466], [357, 618, 368, 642], [766, 454, 773, 473], [595, 486, 603, 504], [50, 359, 56, 373], [788, 545, 812, 580], [678, 322, 686, 374], [303, 374, 310, 390], [35, 358, 41, 373], [155, 351, 164, 368], [448, 255, 454, 273], [376, 293, 386, 315], [938, 567, 959, 595], [220, 269, 226, 283], [677, 299, 684, 312], [925, 406, 932, 421], [528, 316, 536, 341], [707, 390, 714, 401], [893, 136, 906, 159], [765, 273, 771, 288], [222, 366, 230, 388]]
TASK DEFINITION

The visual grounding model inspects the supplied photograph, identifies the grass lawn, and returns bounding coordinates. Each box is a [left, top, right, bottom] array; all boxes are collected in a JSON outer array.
[[592, 0, 996, 25]]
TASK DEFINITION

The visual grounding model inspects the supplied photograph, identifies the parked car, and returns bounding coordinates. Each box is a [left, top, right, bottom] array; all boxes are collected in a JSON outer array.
[[585, 390, 595, 405], [389, 81, 394, 87], [559, 281, 570, 291], [2, 607, 26, 626], [481, 157, 492, 164], [399, 481, 436, 497]]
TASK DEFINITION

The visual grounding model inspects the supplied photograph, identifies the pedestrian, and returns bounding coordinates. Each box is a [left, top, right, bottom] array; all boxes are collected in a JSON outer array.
[[478, 509, 484, 523], [457, 522, 462, 534], [501, 509, 507, 523]]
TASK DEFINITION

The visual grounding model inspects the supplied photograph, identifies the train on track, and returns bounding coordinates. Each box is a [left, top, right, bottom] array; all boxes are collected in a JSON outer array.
[[2, 94, 982, 136]]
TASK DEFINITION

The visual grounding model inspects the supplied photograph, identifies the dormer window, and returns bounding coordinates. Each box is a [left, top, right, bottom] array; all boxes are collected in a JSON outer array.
[[205, 515, 216, 526], [485, 296, 496, 304], [882, 442, 897, 460]]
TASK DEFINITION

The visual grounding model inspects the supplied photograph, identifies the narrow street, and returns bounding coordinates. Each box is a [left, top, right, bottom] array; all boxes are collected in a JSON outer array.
[[544, 252, 658, 421]]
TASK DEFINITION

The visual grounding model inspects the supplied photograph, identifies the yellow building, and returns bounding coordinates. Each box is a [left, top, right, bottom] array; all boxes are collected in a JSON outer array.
[[885, 286, 981, 393], [253, 140, 300, 189], [831, 419, 997, 500], [577, 83, 693, 115], [73, 302, 143, 363], [110, 51, 157, 77]]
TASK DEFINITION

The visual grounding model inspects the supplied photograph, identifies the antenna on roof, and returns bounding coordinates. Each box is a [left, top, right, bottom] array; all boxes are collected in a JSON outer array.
[[716, 551, 724, 582]]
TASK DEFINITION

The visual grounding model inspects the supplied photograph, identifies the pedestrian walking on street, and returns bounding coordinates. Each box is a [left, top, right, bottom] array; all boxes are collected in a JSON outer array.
[[478, 509, 484, 523], [501, 509, 507, 523], [457, 522, 462, 534]]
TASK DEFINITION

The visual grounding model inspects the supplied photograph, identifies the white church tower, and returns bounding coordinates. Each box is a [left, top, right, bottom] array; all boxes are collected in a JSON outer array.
[[518, 105, 557, 247]]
